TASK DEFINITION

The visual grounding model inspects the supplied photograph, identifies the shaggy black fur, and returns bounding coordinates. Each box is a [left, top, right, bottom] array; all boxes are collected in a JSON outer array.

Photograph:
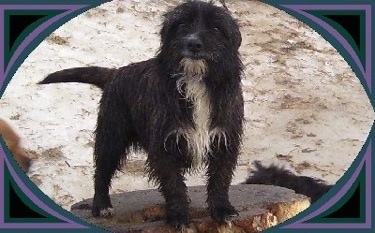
[[245, 161, 332, 203], [40, 66, 115, 89], [40, 0, 243, 229]]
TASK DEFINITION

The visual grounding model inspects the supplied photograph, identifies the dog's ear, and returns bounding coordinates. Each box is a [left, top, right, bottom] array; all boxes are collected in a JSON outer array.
[[160, 13, 171, 45], [232, 25, 242, 49], [218, 0, 242, 49], [225, 15, 242, 49], [160, 9, 179, 46]]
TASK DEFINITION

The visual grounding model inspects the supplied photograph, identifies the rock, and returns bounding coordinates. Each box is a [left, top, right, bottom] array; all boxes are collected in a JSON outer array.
[[70, 184, 310, 233]]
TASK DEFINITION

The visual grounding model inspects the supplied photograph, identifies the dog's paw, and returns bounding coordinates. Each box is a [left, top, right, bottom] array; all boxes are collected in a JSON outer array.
[[166, 212, 190, 231], [92, 194, 114, 218], [92, 205, 115, 218], [100, 207, 115, 218], [210, 204, 239, 223], [178, 225, 195, 233]]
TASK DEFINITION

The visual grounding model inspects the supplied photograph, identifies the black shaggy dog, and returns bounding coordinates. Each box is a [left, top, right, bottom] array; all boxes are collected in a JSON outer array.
[[245, 161, 332, 203], [40, 0, 244, 229]]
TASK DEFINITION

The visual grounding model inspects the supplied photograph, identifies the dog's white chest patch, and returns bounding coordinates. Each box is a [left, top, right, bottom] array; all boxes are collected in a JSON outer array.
[[176, 75, 226, 169]]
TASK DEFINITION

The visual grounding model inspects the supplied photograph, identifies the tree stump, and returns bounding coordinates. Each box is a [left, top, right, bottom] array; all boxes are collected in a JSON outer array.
[[71, 184, 310, 233]]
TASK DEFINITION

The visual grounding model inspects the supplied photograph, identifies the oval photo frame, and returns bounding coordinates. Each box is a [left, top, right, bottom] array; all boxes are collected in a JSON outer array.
[[0, 0, 373, 232]]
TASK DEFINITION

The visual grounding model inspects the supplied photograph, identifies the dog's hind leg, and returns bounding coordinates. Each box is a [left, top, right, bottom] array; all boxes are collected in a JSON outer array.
[[206, 136, 240, 223], [91, 102, 134, 218]]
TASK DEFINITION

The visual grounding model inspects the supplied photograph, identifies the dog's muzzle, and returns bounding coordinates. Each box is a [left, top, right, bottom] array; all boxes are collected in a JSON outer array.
[[180, 34, 209, 76], [182, 34, 206, 60], [179, 58, 207, 76], [185, 35, 203, 54]]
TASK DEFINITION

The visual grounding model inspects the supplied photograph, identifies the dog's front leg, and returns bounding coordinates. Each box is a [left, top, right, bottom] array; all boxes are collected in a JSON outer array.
[[160, 168, 189, 230], [148, 143, 190, 230], [206, 137, 239, 223]]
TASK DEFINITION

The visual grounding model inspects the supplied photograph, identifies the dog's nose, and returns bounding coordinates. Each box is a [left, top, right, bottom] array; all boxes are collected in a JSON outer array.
[[185, 36, 203, 53]]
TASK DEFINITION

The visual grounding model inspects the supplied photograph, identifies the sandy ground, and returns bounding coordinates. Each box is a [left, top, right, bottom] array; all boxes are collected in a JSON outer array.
[[0, 0, 374, 210]]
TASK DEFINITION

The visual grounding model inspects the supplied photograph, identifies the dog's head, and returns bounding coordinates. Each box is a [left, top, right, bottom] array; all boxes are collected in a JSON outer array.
[[158, 0, 242, 76]]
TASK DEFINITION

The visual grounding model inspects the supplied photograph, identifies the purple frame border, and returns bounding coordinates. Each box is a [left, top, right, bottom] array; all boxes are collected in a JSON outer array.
[[0, 4, 92, 230], [0, 1, 373, 232], [278, 4, 372, 229]]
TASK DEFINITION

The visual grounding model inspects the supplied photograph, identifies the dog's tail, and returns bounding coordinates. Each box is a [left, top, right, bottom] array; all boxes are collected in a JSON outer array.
[[244, 161, 332, 203], [38, 66, 116, 89]]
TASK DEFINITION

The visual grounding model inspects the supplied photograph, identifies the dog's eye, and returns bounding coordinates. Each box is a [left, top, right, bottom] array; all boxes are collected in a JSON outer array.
[[213, 27, 222, 34], [178, 23, 189, 31]]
